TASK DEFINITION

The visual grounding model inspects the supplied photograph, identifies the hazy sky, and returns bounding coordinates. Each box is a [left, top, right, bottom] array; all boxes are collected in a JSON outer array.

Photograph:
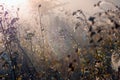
[[0, 0, 119, 15], [59, 0, 120, 15]]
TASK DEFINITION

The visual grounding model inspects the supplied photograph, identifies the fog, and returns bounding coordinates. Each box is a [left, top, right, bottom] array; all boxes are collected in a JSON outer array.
[[0, 0, 119, 59]]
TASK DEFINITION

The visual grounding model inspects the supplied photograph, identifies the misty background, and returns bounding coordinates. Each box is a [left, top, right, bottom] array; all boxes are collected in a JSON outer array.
[[0, 0, 119, 59]]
